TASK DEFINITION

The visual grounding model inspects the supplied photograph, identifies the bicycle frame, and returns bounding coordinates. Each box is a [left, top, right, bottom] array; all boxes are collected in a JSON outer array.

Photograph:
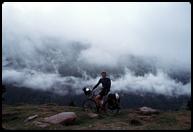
[[83, 88, 103, 106], [87, 90, 100, 104]]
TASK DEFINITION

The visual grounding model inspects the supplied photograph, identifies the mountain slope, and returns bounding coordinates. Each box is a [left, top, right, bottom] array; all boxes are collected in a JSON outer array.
[[3, 85, 190, 111]]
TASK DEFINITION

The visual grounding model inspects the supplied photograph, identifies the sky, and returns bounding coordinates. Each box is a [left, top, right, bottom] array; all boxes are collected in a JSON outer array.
[[2, 2, 191, 96], [2, 2, 191, 66]]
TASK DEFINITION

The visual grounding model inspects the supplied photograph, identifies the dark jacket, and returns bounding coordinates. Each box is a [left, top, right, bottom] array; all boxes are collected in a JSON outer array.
[[93, 77, 111, 91]]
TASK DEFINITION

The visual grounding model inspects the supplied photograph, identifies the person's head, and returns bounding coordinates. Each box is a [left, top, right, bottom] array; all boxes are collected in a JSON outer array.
[[101, 72, 107, 78]]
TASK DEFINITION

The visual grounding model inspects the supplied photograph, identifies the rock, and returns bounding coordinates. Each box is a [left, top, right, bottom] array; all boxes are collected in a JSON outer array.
[[24, 115, 38, 122], [130, 119, 142, 126], [88, 125, 93, 128], [33, 121, 50, 128], [87, 113, 98, 118], [43, 112, 77, 125], [138, 106, 159, 115]]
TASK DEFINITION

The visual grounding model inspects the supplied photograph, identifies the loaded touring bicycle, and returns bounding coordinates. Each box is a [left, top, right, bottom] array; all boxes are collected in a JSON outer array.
[[82, 87, 120, 114]]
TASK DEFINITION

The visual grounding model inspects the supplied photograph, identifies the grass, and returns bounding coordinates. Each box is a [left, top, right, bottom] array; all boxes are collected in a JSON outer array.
[[2, 104, 191, 130]]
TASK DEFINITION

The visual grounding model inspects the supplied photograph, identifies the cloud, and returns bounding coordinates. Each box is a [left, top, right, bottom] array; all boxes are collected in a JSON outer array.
[[111, 69, 191, 96], [2, 68, 191, 96], [3, 2, 191, 65], [2, 2, 191, 96]]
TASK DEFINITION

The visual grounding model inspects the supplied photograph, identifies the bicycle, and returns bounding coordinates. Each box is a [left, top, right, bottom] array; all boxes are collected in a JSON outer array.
[[82, 87, 120, 114]]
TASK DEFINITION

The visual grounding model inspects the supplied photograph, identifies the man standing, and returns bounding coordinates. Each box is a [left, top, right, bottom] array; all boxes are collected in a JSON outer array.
[[92, 72, 111, 111]]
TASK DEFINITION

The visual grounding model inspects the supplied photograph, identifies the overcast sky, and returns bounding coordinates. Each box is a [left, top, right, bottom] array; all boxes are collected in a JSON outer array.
[[3, 2, 191, 67], [2, 2, 191, 95]]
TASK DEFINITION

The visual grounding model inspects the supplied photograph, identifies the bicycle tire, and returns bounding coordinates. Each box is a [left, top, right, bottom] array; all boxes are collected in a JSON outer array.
[[82, 99, 98, 113], [103, 100, 120, 115]]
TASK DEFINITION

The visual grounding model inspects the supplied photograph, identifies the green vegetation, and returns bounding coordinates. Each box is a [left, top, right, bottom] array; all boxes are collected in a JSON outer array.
[[2, 104, 191, 130]]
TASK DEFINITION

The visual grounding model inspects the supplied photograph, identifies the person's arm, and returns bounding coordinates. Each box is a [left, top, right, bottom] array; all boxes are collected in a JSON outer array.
[[92, 79, 101, 90]]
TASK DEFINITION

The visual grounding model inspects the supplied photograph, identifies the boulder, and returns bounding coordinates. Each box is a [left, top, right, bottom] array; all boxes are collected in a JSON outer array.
[[87, 113, 98, 118], [138, 107, 159, 115], [33, 121, 50, 128], [43, 112, 77, 125], [24, 115, 38, 122]]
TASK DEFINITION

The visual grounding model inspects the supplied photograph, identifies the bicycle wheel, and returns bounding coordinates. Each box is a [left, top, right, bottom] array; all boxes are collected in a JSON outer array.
[[82, 99, 98, 113], [103, 101, 120, 115], [108, 106, 120, 115]]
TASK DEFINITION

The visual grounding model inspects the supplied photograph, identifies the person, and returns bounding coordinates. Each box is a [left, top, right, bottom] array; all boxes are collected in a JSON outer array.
[[92, 72, 111, 111]]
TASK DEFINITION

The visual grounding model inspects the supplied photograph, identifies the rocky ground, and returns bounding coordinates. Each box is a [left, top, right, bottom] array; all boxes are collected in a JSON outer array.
[[2, 104, 191, 130]]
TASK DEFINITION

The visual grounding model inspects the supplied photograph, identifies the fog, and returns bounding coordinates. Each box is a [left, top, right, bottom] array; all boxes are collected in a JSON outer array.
[[2, 2, 191, 96]]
